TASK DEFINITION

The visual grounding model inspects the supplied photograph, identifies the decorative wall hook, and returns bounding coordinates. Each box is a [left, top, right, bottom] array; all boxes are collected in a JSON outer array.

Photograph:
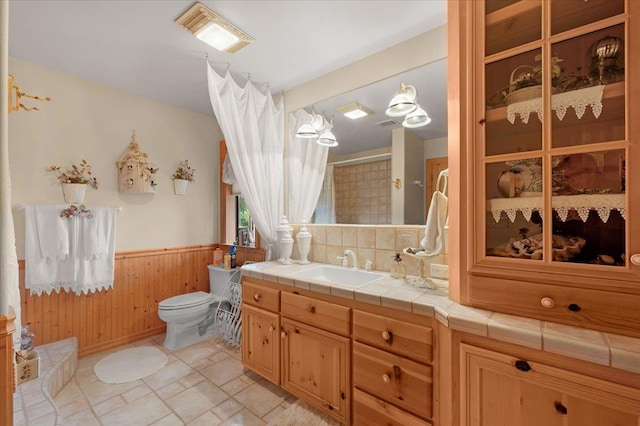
[[392, 178, 402, 189], [8, 75, 51, 114]]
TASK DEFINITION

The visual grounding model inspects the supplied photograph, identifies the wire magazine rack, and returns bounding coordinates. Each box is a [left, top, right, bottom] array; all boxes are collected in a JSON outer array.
[[213, 269, 243, 347]]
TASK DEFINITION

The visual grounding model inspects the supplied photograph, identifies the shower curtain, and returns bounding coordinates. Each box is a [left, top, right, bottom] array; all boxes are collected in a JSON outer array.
[[287, 109, 329, 223], [207, 64, 284, 252], [314, 165, 336, 224]]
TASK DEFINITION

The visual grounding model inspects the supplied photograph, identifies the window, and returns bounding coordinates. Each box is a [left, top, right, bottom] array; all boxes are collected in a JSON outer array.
[[236, 195, 255, 247]]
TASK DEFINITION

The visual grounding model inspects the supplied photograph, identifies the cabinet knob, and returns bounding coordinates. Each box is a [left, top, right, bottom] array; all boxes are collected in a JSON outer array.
[[382, 374, 391, 383], [281, 331, 287, 338], [381, 330, 393, 343], [269, 325, 275, 332], [540, 297, 555, 308], [253, 293, 261, 302], [630, 254, 640, 266], [310, 305, 316, 314]]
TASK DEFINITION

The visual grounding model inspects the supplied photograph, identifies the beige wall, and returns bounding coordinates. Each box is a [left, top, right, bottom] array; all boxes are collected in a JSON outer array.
[[9, 57, 223, 258]]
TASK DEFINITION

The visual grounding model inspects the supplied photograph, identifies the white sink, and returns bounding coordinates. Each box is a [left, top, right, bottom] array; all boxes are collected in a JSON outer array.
[[292, 265, 385, 288]]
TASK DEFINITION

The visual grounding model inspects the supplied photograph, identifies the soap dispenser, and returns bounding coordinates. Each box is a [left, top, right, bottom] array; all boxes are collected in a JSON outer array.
[[390, 253, 406, 279]]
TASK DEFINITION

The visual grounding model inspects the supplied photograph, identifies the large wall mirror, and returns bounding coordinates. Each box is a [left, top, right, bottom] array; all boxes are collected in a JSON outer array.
[[293, 58, 448, 225]]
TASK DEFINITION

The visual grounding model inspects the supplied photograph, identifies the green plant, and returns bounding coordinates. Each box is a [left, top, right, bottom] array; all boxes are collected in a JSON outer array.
[[172, 160, 195, 182], [48, 159, 98, 189]]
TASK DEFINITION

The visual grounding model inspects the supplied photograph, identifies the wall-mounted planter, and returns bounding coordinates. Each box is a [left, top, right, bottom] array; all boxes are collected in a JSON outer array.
[[173, 179, 189, 195], [62, 183, 87, 203]]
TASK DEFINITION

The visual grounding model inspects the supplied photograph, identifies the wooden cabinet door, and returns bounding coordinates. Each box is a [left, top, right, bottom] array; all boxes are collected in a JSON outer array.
[[281, 318, 350, 424], [241, 304, 280, 385], [461, 344, 640, 426]]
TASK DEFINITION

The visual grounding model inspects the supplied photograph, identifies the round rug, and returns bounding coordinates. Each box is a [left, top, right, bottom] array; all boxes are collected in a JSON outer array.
[[94, 346, 168, 384]]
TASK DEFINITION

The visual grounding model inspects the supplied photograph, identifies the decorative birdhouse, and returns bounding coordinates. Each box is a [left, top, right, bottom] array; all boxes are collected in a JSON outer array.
[[116, 130, 158, 193]]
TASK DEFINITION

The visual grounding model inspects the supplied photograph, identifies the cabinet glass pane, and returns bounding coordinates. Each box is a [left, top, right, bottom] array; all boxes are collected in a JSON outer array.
[[486, 158, 544, 260], [551, 25, 625, 148], [486, 49, 542, 156], [551, 149, 625, 265], [551, 0, 624, 36], [485, 1, 542, 56]]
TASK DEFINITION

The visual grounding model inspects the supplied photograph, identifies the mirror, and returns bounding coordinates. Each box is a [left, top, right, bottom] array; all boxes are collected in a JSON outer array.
[[295, 59, 448, 225]]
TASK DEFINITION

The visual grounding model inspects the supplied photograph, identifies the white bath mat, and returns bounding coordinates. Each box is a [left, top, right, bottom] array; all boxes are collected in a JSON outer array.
[[94, 346, 168, 384], [267, 400, 341, 426]]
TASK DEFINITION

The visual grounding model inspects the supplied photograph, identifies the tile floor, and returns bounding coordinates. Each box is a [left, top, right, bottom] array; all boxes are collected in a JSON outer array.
[[15, 334, 296, 425]]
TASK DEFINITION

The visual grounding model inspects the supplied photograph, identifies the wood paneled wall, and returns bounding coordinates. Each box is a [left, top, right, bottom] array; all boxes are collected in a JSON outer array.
[[1, 313, 15, 426], [18, 244, 263, 356]]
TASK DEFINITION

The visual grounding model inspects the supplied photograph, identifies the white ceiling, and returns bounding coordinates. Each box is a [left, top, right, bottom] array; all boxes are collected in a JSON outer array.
[[8, 0, 447, 152]]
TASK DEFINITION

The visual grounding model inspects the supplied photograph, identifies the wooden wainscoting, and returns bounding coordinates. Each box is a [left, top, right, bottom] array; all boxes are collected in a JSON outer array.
[[19, 244, 265, 356], [19, 245, 215, 356], [1, 313, 16, 426]]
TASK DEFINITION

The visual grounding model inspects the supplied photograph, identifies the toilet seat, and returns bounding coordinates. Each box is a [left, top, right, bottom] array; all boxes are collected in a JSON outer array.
[[158, 291, 215, 311]]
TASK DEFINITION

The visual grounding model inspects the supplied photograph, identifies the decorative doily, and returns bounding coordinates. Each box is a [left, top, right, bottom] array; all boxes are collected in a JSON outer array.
[[507, 85, 605, 124], [490, 193, 625, 223]]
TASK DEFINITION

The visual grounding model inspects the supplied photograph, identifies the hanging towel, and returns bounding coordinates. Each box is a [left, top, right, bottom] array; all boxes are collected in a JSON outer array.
[[25, 205, 75, 296], [33, 204, 70, 261], [420, 169, 448, 255], [76, 206, 117, 294]]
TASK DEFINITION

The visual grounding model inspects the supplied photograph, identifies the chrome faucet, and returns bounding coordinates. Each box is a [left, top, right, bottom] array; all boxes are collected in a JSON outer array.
[[342, 250, 358, 270]]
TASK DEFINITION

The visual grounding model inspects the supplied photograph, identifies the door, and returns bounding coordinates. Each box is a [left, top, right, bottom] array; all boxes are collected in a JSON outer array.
[[425, 156, 448, 216], [241, 304, 280, 384], [461, 344, 640, 426], [280, 318, 350, 424]]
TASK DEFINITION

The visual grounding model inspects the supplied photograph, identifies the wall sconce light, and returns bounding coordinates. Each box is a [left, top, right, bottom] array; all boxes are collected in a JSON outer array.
[[175, 2, 254, 53], [8, 75, 51, 114], [403, 104, 432, 128], [316, 117, 338, 147], [392, 178, 402, 189], [296, 112, 339, 147], [385, 83, 417, 117]]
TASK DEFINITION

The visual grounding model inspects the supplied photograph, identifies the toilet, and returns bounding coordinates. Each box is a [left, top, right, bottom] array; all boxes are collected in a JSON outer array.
[[158, 265, 239, 350]]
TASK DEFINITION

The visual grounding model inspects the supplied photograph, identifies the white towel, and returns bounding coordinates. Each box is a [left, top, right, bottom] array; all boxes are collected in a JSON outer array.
[[82, 206, 115, 260], [75, 206, 117, 295], [25, 205, 75, 296], [33, 204, 70, 261], [420, 169, 448, 255]]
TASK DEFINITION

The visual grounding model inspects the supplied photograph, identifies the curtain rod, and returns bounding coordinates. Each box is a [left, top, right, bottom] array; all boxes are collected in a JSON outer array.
[[328, 152, 391, 167]]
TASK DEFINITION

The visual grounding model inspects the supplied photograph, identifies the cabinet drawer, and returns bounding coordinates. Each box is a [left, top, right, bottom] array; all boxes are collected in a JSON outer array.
[[469, 276, 640, 337], [242, 280, 280, 312], [353, 310, 432, 363], [281, 292, 350, 336], [353, 388, 432, 426], [353, 341, 432, 420]]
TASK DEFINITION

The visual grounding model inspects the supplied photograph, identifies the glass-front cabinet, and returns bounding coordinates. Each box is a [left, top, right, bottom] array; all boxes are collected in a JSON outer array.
[[467, 0, 640, 337]]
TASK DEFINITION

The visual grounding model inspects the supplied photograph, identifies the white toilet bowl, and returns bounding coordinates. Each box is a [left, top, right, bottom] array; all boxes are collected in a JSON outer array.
[[158, 266, 239, 351]]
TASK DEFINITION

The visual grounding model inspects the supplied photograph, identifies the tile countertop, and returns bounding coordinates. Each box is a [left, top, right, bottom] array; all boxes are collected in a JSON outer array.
[[241, 261, 640, 375]]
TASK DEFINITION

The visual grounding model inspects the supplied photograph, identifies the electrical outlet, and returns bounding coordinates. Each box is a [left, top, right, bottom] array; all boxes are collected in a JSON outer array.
[[430, 263, 449, 279]]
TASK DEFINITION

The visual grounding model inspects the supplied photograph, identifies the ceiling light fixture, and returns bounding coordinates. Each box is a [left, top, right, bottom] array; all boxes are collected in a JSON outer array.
[[337, 102, 374, 120], [402, 104, 432, 128], [295, 111, 325, 139], [385, 83, 417, 117], [176, 2, 254, 53]]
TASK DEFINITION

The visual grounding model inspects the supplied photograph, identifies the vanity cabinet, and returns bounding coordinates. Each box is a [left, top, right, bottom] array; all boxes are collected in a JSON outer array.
[[460, 344, 640, 425], [241, 280, 280, 384], [352, 310, 434, 425], [449, 0, 640, 337]]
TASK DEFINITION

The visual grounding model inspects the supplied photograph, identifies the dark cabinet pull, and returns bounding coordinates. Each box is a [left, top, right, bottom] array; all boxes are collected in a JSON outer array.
[[554, 402, 568, 415], [310, 305, 316, 314], [568, 303, 582, 312], [514, 360, 531, 372]]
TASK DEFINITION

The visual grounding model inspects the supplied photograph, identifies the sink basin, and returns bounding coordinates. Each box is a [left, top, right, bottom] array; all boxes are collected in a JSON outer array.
[[292, 265, 385, 288]]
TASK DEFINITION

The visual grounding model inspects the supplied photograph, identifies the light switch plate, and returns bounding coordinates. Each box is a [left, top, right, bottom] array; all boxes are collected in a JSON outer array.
[[431, 263, 449, 279]]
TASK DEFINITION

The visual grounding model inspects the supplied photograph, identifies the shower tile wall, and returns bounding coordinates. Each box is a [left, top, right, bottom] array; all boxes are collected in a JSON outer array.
[[333, 159, 391, 224]]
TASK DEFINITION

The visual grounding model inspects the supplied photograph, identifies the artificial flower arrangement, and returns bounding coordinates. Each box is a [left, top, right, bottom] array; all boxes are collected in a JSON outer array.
[[48, 159, 99, 189], [172, 160, 195, 182], [60, 205, 93, 219]]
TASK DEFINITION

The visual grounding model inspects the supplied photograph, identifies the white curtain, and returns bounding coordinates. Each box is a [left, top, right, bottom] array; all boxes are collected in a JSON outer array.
[[207, 64, 284, 250], [287, 109, 329, 223], [314, 165, 336, 224], [0, 0, 21, 350]]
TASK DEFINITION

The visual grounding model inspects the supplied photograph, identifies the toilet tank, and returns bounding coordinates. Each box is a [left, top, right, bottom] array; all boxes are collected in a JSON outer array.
[[207, 265, 239, 296]]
